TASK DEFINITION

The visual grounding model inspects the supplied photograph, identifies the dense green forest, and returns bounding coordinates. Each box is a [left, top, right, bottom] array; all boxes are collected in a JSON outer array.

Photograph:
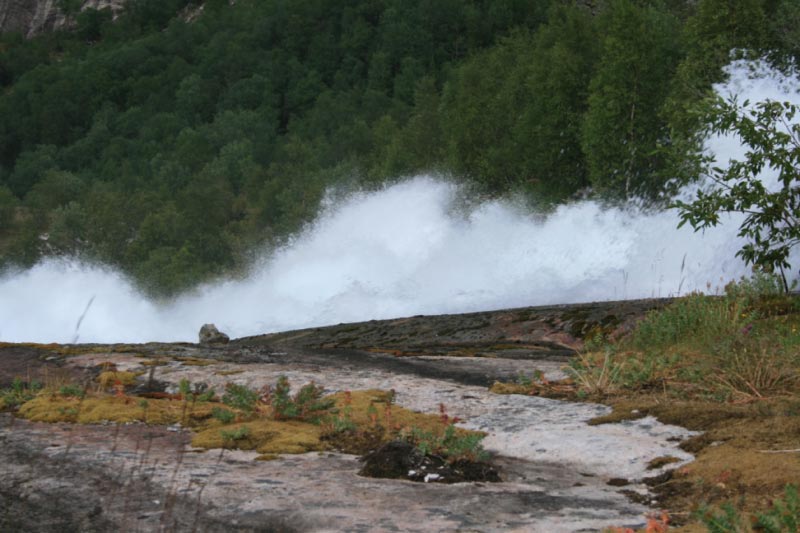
[[0, 0, 798, 295]]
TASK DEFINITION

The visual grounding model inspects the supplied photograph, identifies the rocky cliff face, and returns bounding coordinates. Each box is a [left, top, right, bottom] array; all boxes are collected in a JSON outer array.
[[0, 0, 126, 38]]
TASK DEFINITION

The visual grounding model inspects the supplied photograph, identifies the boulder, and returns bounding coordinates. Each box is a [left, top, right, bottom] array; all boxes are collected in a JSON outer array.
[[198, 323, 229, 344]]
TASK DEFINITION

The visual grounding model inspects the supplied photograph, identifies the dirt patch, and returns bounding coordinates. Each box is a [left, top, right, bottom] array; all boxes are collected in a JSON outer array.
[[0, 345, 94, 389], [359, 440, 500, 483]]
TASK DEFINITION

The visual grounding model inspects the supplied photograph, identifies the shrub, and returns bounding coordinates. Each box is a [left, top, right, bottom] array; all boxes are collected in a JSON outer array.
[[222, 382, 259, 413], [211, 406, 235, 424], [270, 376, 334, 422], [405, 423, 489, 463], [58, 384, 85, 399], [1, 378, 43, 408]]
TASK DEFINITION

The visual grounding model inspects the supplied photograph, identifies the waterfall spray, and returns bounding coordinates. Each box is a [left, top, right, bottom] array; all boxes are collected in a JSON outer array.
[[1, 59, 798, 343]]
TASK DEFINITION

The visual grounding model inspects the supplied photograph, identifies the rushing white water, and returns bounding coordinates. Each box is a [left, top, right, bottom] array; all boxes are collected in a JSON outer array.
[[1, 59, 799, 343]]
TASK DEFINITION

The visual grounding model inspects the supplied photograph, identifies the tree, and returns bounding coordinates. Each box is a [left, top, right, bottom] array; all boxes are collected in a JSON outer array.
[[675, 96, 800, 291], [581, 0, 683, 199], [514, 4, 598, 202]]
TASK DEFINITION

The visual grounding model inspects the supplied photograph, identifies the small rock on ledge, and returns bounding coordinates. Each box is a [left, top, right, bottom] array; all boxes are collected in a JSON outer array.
[[199, 323, 229, 344]]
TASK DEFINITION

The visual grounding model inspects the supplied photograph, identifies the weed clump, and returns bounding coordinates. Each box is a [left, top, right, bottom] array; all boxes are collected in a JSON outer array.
[[1, 378, 43, 409], [554, 275, 800, 401]]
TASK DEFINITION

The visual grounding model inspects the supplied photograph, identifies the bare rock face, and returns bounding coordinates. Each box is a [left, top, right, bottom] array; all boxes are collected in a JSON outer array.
[[199, 323, 230, 344], [0, 0, 126, 38]]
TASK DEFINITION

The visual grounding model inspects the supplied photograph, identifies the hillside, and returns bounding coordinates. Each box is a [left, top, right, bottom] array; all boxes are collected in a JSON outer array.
[[1, 0, 798, 295]]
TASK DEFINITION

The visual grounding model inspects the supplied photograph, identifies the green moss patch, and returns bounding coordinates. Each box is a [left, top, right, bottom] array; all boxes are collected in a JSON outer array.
[[18, 395, 217, 425]]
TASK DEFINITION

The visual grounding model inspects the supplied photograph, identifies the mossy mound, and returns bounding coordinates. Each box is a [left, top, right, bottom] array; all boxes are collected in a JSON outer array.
[[18, 395, 216, 425], [97, 371, 140, 389], [192, 419, 326, 454], [12, 384, 488, 466]]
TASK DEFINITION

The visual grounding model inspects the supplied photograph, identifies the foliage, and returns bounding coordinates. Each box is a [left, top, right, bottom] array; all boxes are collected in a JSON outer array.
[[58, 384, 85, 399], [405, 423, 489, 463], [211, 406, 235, 424], [219, 425, 251, 442], [566, 347, 625, 397], [756, 484, 799, 533], [558, 275, 800, 400], [0, 0, 798, 293], [675, 97, 800, 290], [581, 0, 682, 199], [0, 378, 43, 408], [221, 382, 259, 414], [268, 376, 334, 422], [700, 484, 799, 532]]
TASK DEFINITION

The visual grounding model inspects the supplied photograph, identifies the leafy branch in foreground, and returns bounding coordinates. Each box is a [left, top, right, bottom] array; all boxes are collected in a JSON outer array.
[[674, 96, 800, 291]]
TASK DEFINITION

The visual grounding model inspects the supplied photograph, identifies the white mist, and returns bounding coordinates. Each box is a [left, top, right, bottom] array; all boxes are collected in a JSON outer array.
[[1, 59, 798, 343]]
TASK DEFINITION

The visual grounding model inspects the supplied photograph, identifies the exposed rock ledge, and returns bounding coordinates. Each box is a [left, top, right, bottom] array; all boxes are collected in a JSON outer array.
[[0, 298, 693, 532], [0, 0, 126, 38]]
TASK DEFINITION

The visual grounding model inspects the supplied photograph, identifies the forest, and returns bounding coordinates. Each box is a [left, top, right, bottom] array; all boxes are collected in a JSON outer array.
[[0, 0, 798, 296]]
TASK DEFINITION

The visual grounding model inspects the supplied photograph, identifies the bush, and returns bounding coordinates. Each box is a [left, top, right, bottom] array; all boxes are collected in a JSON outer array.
[[270, 376, 334, 422], [1, 378, 42, 408], [405, 423, 489, 463], [221, 382, 259, 413]]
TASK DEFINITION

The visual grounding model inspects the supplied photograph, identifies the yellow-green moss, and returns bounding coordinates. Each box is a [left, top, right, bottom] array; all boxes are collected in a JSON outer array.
[[215, 369, 244, 376], [326, 389, 481, 439], [174, 357, 216, 366], [14, 386, 485, 460], [489, 381, 531, 395], [256, 453, 280, 461], [192, 419, 326, 454], [97, 371, 139, 388], [18, 395, 217, 425], [138, 358, 169, 367]]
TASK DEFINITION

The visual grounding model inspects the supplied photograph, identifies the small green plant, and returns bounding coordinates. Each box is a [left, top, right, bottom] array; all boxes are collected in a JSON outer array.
[[57, 406, 80, 418], [566, 348, 624, 396], [179, 378, 192, 398], [515, 372, 532, 387], [406, 424, 489, 463], [325, 409, 357, 433], [699, 484, 799, 532], [700, 502, 749, 533], [211, 406, 236, 424], [270, 376, 334, 422], [1, 377, 43, 408], [630, 292, 745, 352], [178, 379, 214, 402], [755, 484, 799, 532], [58, 384, 85, 399], [222, 382, 259, 414], [220, 425, 251, 442]]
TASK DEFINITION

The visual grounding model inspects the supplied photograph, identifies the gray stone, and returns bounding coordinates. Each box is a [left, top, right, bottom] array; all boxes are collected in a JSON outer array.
[[199, 323, 229, 344]]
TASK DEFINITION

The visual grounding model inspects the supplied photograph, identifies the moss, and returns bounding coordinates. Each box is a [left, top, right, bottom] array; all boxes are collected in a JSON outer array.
[[138, 359, 169, 367], [174, 356, 216, 366], [14, 383, 485, 464], [18, 395, 216, 425], [97, 371, 139, 388], [489, 382, 531, 395], [192, 419, 326, 453], [215, 369, 244, 376], [647, 456, 682, 470]]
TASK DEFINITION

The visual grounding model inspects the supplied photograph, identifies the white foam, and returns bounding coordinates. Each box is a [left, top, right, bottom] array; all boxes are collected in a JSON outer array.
[[1, 59, 798, 343]]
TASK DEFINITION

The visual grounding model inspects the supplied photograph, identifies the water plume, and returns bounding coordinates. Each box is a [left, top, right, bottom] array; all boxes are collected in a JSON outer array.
[[1, 59, 798, 343]]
